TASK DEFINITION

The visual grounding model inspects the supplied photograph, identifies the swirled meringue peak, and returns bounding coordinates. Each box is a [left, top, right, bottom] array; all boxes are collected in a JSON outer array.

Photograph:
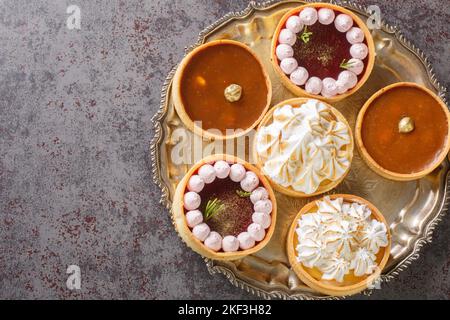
[[296, 238, 330, 268], [295, 196, 389, 282], [350, 248, 377, 276], [358, 219, 389, 253], [320, 255, 350, 282], [256, 100, 351, 194]]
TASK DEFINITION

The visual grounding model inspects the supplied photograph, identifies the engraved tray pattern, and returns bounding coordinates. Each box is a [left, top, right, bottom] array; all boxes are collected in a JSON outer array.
[[150, 0, 449, 299]]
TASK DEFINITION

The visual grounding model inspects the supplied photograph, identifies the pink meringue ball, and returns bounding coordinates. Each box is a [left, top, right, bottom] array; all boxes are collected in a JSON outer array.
[[336, 80, 348, 94], [321, 77, 338, 97], [184, 191, 201, 211], [318, 8, 335, 25], [250, 187, 269, 204], [299, 7, 318, 26], [305, 77, 322, 95], [280, 57, 298, 75], [278, 28, 296, 46], [276, 44, 294, 61], [204, 231, 222, 252], [214, 160, 230, 179], [350, 43, 369, 60], [252, 211, 271, 229], [322, 90, 337, 98], [222, 235, 240, 252], [198, 164, 216, 184], [290, 67, 309, 86], [346, 58, 364, 75], [192, 223, 210, 241], [248, 223, 266, 242], [286, 15, 303, 33], [185, 210, 203, 228], [338, 70, 358, 89], [334, 14, 353, 32], [187, 175, 204, 193], [229, 163, 246, 182], [237, 232, 255, 250], [346, 27, 365, 44], [240, 171, 259, 192], [254, 199, 273, 214]]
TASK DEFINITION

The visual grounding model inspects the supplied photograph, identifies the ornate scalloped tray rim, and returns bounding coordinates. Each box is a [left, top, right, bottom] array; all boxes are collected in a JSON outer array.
[[150, 0, 450, 299]]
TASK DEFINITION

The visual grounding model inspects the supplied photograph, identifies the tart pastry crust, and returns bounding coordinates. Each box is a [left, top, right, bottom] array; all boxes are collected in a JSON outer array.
[[172, 40, 272, 141], [271, 3, 375, 102], [287, 194, 391, 296], [355, 82, 450, 181], [173, 154, 277, 260], [253, 98, 354, 197]]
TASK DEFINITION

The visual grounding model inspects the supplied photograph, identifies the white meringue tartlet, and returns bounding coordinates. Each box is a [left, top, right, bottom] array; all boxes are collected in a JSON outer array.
[[255, 98, 353, 196], [295, 196, 389, 282], [287, 195, 391, 296], [173, 155, 277, 261], [271, 3, 374, 101]]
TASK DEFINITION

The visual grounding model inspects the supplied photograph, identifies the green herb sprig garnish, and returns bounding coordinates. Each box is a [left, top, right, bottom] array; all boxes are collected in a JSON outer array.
[[204, 198, 225, 221], [236, 189, 251, 198], [299, 26, 313, 44], [339, 59, 355, 70]]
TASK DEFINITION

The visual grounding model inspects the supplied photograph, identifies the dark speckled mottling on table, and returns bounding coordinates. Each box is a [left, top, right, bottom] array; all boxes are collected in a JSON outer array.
[[0, 0, 448, 300]]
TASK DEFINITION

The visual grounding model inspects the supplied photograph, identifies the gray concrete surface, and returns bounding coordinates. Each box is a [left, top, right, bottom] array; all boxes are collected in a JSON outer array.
[[0, 0, 448, 300]]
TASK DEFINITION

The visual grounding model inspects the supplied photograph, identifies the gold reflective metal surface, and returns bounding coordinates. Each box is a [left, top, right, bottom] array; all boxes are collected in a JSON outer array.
[[151, 0, 449, 299]]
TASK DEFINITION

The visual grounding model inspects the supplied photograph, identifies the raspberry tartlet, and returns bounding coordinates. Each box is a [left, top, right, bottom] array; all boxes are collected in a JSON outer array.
[[271, 3, 375, 102], [173, 154, 277, 260]]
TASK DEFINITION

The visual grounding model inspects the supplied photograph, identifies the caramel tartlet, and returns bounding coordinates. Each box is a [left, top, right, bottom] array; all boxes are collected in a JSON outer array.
[[173, 40, 272, 140], [253, 98, 354, 197], [356, 82, 450, 181], [271, 3, 375, 102], [173, 154, 277, 260], [287, 194, 391, 296]]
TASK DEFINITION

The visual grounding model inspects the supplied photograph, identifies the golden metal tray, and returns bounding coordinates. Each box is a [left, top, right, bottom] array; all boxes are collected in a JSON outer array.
[[151, 0, 449, 299]]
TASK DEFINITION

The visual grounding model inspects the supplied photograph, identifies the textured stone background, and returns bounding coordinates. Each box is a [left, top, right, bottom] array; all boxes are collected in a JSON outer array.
[[0, 0, 448, 300]]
